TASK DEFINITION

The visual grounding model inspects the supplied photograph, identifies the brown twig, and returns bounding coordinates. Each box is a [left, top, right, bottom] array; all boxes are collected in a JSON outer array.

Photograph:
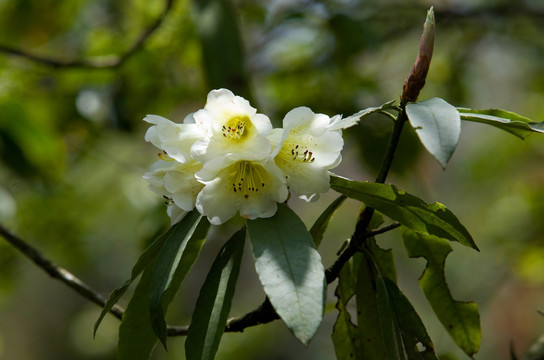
[[0, 0, 174, 69], [0, 223, 125, 320], [0, 219, 401, 337]]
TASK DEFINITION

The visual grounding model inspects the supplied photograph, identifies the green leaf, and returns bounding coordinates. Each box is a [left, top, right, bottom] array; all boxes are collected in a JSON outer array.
[[383, 278, 438, 360], [402, 230, 481, 357], [149, 213, 210, 348], [375, 271, 404, 360], [192, 0, 252, 101], [185, 228, 245, 360], [118, 264, 158, 360], [458, 108, 544, 139], [406, 98, 461, 168], [360, 244, 438, 360], [117, 211, 206, 360], [368, 237, 396, 284], [341, 100, 397, 127], [330, 175, 478, 250], [309, 195, 346, 247], [332, 255, 363, 360], [94, 211, 201, 336], [356, 251, 396, 359], [247, 204, 326, 345]]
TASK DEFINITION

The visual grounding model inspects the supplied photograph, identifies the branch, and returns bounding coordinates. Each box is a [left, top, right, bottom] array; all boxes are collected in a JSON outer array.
[[0, 0, 174, 69], [0, 223, 125, 320], [327, 7, 434, 289]]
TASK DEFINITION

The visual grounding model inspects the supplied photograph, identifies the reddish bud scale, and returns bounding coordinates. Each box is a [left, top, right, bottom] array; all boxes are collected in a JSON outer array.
[[401, 7, 435, 105]]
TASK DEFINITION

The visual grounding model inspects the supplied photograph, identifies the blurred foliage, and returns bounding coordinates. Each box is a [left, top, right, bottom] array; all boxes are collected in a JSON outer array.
[[0, 0, 543, 359]]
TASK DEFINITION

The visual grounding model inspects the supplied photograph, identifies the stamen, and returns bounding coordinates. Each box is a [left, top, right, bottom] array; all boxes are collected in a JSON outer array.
[[162, 195, 173, 205], [231, 161, 267, 199], [221, 116, 251, 141], [284, 143, 317, 164], [158, 150, 175, 161]]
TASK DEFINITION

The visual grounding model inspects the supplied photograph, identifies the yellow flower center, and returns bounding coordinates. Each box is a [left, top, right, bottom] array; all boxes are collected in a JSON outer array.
[[230, 161, 266, 199], [278, 140, 316, 164], [222, 116, 252, 142]]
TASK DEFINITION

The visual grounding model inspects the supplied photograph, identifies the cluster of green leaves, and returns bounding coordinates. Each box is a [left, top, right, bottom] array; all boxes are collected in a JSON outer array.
[[95, 204, 326, 360], [91, 94, 544, 360], [2, 0, 544, 359]]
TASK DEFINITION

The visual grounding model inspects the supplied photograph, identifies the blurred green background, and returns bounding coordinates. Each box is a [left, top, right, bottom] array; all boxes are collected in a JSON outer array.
[[0, 0, 543, 359]]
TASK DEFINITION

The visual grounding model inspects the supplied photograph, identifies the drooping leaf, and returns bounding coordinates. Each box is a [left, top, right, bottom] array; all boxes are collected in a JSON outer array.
[[356, 251, 397, 359], [185, 228, 245, 360], [402, 230, 481, 357], [368, 237, 396, 284], [383, 278, 438, 360], [118, 264, 158, 360], [117, 210, 205, 360], [247, 204, 326, 345], [458, 108, 544, 139], [363, 243, 438, 360], [332, 255, 363, 360], [330, 175, 478, 250], [310, 195, 346, 247], [375, 270, 404, 360], [149, 213, 210, 348], [94, 210, 201, 336], [406, 98, 461, 168]]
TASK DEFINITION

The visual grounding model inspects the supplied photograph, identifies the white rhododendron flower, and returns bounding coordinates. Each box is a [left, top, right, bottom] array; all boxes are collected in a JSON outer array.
[[191, 89, 273, 163], [195, 154, 288, 225], [143, 159, 204, 212], [144, 114, 202, 163], [269, 106, 349, 201], [143, 89, 355, 225]]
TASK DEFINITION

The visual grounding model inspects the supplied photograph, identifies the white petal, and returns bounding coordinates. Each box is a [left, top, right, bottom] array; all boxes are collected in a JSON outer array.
[[143, 114, 202, 163], [144, 160, 203, 211], [275, 107, 344, 199], [196, 177, 239, 225], [167, 205, 187, 225], [195, 158, 287, 225], [251, 113, 273, 136], [283, 107, 329, 137], [190, 89, 273, 164]]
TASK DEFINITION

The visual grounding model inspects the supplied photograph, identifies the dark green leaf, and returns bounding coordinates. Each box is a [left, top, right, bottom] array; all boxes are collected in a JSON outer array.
[[247, 204, 326, 345], [185, 228, 245, 360], [332, 255, 363, 360], [117, 210, 206, 360], [118, 264, 158, 360], [362, 244, 438, 360], [406, 98, 461, 168], [192, 0, 252, 101], [310, 195, 346, 247], [368, 237, 396, 284], [375, 271, 404, 360], [383, 278, 438, 360], [330, 175, 478, 250], [402, 230, 481, 357], [149, 212, 210, 348], [356, 251, 394, 359], [94, 211, 201, 336], [457, 108, 544, 139]]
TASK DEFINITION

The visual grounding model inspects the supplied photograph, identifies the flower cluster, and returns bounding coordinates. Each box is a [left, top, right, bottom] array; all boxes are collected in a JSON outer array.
[[144, 89, 357, 225]]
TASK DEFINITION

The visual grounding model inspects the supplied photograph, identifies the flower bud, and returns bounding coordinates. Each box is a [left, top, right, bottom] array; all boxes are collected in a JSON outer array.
[[401, 7, 435, 105]]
